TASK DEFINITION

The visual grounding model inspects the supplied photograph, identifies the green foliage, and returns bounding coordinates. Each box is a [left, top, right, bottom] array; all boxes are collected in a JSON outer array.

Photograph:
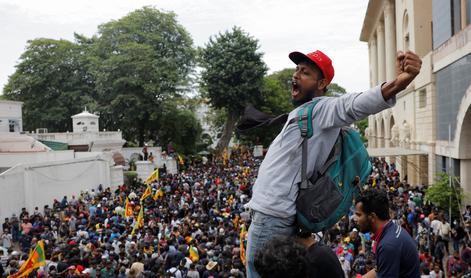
[[199, 27, 267, 152], [326, 83, 347, 96], [91, 7, 196, 145], [123, 171, 138, 186], [199, 26, 267, 115], [154, 100, 202, 154], [3, 7, 199, 150], [425, 172, 464, 217], [237, 68, 293, 146], [356, 118, 368, 142], [3, 38, 97, 132]]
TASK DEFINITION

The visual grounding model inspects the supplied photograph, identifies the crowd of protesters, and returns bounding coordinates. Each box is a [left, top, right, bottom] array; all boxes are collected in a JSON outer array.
[[2, 151, 471, 277], [0, 148, 257, 277]]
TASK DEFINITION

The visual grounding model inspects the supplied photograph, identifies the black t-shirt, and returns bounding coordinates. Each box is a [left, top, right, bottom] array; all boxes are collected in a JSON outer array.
[[306, 243, 344, 278]]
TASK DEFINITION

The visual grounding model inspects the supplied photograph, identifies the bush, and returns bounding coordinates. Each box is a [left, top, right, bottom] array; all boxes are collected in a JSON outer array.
[[424, 172, 465, 217]]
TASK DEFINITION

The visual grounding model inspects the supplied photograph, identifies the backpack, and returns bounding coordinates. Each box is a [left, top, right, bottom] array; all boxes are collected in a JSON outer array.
[[293, 99, 372, 233]]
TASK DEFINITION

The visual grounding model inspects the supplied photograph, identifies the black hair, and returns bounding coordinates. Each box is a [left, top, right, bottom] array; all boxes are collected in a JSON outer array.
[[355, 189, 390, 220], [254, 236, 307, 278]]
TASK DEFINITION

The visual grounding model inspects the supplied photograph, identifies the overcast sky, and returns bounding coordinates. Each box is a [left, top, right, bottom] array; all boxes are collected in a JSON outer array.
[[0, 0, 370, 94]]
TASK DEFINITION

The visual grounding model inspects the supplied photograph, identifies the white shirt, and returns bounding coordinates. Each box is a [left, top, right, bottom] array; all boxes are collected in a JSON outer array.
[[431, 219, 442, 235], [440, 222, 451, 237]]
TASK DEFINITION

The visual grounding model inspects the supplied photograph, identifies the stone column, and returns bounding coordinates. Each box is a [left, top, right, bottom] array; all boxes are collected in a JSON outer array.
[[377, 23, 386, 84], [461, 159, 471, 205], [462, 0, 468, 30], [384, 0, 397, 81], [370, 37, 378, 86], [369, 116, 376, 148]]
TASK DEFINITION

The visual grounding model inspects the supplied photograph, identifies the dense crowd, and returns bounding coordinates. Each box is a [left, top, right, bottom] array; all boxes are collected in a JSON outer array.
[[1, 152, 471, 277], [1, 148, 258, 278]]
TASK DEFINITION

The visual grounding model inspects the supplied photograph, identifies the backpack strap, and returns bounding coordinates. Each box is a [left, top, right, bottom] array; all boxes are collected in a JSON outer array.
[[297, 100, 319, 190]]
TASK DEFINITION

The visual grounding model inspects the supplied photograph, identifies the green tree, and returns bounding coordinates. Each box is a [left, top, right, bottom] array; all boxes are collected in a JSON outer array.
[[236, 69, 292, 146], [91, 7, 195, 145], [3, 38, 96, 132], [326, 83, 347, 96], [425, 173, 465, 217], [155, 100, 202, 154], [199, 27, 267, 154]]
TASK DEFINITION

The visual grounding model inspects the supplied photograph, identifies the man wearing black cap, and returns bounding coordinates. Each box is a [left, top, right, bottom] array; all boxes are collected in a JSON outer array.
[[246, 49, 422, 278]]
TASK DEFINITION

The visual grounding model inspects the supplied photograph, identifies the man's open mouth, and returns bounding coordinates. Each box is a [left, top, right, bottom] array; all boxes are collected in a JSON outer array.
[[291, 80, 300, 97]]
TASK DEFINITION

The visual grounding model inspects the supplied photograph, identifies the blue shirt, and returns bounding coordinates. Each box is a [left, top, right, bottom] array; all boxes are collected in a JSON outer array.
[[376, 221, 420, 278]]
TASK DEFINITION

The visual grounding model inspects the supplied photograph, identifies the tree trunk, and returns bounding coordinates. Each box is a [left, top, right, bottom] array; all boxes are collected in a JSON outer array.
[[216, 110, 238, 156]]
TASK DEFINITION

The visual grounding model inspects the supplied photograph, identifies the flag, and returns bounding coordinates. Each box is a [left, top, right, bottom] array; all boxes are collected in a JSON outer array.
[[189, 245, 199, 262], [137, 205, 144, 228], [240, 224, 247, 266], [132, 205, 144, 235], [125, 197, 133, 218], [153, 188, 164, 201], [140, 185, 152, 202], [178, 154, 184, 165], [145, 169, 159, 184], [233, 215, 240, 230], [8, 240, 46, 278], [223, 148, 229, 166]]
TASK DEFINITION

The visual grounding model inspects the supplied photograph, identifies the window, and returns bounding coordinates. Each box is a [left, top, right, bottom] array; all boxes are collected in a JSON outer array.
[[90, 121, 96, 125], [452, 0, 462, 34], [419, 89, 427, 108]]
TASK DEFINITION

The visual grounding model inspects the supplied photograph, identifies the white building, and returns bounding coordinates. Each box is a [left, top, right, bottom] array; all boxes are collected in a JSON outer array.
[[0, 100, 23, 133], [361, 0, 471, 198], [30, 109, 126, 152], [0, 105, 124, 224]]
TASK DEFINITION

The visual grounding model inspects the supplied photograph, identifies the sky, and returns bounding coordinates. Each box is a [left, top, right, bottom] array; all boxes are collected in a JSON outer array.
[[0, 0, 370, 94]]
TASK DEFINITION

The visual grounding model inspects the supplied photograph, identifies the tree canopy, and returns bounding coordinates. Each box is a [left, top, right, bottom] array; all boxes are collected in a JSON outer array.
[[199, 26, 267, 153], [3, 7, 203, 153]]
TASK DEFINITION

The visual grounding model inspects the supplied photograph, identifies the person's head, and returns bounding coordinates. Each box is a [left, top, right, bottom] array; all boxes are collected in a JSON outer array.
[[254, 236, 307, 278], [354, 189, 390, 233], [289, 50, 334, 106]]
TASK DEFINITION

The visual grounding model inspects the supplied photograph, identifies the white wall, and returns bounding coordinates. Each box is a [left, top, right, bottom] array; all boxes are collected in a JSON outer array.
[[0, 150, 75, 168], [0, 156, 122, 224], [0, 167, 26, 223]]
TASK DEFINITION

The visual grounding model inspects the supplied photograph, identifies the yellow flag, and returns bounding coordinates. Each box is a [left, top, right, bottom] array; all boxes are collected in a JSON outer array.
[[125, 197, 133, 218], [153, 188, 164, 201], [8, 240, 46, 278], [140, 185, 152, 202], [132, 205, 144, 235], [145, 169, 159, 184], [137, 205, 144, 228], [189, 245, 199, 262], [223, 148, 229, 166], [178, 154, 184, 165], [240, 224, 246, 266]]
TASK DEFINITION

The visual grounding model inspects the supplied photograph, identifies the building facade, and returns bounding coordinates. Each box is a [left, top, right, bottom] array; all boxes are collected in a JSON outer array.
[[360, 0, 471, 196], [0, 100, 23, 133]]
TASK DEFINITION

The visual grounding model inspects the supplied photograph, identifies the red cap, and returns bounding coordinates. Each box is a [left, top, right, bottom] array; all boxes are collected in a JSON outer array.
[[289, 50, 335, 85]]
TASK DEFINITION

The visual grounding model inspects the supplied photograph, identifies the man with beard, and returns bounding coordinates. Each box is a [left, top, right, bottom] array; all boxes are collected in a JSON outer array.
[[354, 189, 419, 278], [245, 49, 422, 278]]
